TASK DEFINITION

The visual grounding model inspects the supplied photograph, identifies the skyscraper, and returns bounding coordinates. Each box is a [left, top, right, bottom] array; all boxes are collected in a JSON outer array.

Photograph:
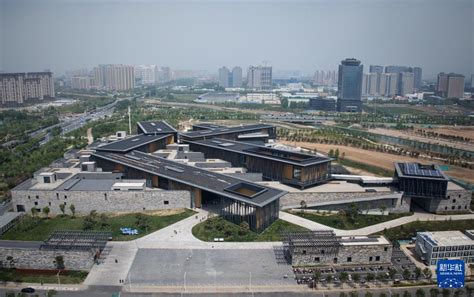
[[446, 74, 465, 98], [379, 73, 398, 97], [231, 67, 242, 87], [437, 72, 448, 95], [337, 58, 363, 112], [369, 65, 383, 74], [413, 67, 422, 91], [398, 72, 414, 96], [0, 72, 55, 106], [247, 65, 272, 90], [93, 64, 135, 91], [218, 67, 230, 88]]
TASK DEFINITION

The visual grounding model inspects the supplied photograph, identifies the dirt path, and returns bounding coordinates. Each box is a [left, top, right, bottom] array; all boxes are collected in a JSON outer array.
[[280, 140, 474, 183]]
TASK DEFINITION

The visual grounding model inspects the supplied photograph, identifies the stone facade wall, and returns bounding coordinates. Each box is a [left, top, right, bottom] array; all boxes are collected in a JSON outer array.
[[0, 248, 94, 271], [413, 190, 472, 214], [291, 243, 392, 267], [11, 189, 191, 215], [282, 192, 410, 214]]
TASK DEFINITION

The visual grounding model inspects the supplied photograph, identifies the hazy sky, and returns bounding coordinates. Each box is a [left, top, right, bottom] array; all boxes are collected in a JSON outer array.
[[0, 0, 473, 78]]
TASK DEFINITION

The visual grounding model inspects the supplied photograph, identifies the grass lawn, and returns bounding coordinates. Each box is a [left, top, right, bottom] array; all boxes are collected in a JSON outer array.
[[289, 211, 412, 230], [379, 219, 474, 242], [1, 209, 196, 241], [0, 269, 87, 284], [192, 217, 308, 242]]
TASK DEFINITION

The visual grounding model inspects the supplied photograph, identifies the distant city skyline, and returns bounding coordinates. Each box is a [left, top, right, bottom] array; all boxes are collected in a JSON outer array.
[[0, 0, 472, 79]]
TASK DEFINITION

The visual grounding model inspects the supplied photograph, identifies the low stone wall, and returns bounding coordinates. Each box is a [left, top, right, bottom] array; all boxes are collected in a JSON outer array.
[[0, 248, 94, 271], [282, 192, 410, 214], [12, 189, 191, 215], [413, 190, 472, 214]]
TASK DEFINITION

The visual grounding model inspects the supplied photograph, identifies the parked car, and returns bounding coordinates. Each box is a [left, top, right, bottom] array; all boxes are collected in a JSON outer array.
[[21, 287, 35, 293]]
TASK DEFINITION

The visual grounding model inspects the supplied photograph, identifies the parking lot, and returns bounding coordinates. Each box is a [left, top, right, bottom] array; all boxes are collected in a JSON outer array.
[[127, 248, 295, 287]]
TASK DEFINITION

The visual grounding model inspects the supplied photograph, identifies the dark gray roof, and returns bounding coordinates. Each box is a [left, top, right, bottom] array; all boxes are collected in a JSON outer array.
[[0, 240, 42, 249], [185, 138, 331, 166], [192, 123, 226, 130], [181, 124, 274, 139], [137, 121, 177, 134], [92, 150, 287, 207], [56, 178, 118, 191], [96, 134, 170, 153]]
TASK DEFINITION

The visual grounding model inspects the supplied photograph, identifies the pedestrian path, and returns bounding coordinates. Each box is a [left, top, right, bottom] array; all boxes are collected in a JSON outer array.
[[279, 210, 474, 236]]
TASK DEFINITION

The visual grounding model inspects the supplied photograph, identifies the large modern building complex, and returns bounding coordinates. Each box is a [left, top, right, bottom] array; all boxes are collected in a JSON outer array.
[[0, 72, 55, 106], [437, 73, 465, 98], [180, 123, 276, 143], [185, 138, 332, 189], [337, 58, 363, 112]]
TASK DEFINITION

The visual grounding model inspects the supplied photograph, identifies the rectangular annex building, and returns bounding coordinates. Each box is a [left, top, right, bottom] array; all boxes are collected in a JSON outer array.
[[180, 123, 276, 143], [185, 138, 332, 189], [415, 231, 474, 266], [91, 150, 286, 232], [394, 162, 449, 198], [95, 133, 174, 154], [137, 121, 178, 142]]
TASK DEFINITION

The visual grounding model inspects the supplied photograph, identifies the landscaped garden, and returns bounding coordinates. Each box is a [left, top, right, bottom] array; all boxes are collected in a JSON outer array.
[[192, 216, 308, 242], [0, 268, 87, 284], [288, 209, 412, 230], [1, 209, 196, 241]]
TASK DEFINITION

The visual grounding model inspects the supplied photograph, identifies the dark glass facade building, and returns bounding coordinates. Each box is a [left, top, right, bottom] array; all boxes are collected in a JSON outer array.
[[337, 58, 363, 112]]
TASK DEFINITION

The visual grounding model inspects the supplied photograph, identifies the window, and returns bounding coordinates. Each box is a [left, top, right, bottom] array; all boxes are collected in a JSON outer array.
[[347, 257, 352, 262], [333, 258, 338, 264], [56, 193, 59, 199], [302, 250, 306, 255], [36, 195, 39, 199], [104, 193, 107, 200], [293, 167, 301, 179], [314, 257, 320, 263], [34, 201, 38, 206], [369, 256, 373, 262], [16, 205, 25, 212], [28, 196, 30, 199], [64, 195, 67, 199], [445, 206, 448, 210], [384, 247, 388, 251], [48, 202, 51, 206], [458, 205, 462, 210], [452, 206, 455, 210], [453, 199, 456, 203], [321, 250, 325, 254], [375, 256, 380, 261], [164, 201, 169, 205], [64, 202, 67, 205]]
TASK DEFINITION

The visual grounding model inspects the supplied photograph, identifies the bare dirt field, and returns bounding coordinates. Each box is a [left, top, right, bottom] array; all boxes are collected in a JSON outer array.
[[368, 128, 474, 151], [418, 125, 474, 139], [280, 140, 474, 183]]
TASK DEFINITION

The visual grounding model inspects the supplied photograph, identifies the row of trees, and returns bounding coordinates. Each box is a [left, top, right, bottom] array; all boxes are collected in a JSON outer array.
[[30, 203, 76, 218]]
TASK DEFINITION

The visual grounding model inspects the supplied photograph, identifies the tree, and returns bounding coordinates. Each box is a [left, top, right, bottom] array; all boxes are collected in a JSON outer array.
[[414, 267, 422, 280], [334, 148, 340, 159], [352, 273, 360, 283], [365, 292, 374, 297], [422, 267, 432, 279], [339, 271, 349, 288], [349, 292, 359, 297], [429, 288, 440, 297], [239, 221, 249, 234], [328, 149, 335, 158], [54, 255, 65, 270], [403, 291, 412, 297], [6, 256, 15, 268], [300, 200, 307, 213], [59, 203, 66, 216], [402, 268, 411, 280], [442, 289, 451, 297], [340, 293, 347, 297], [69, 204, 76, 217], [326, 275, 332, 284], [416, 289, 426, 297], [31, 207, 38, 217], [47, 290, 58, 297], [380, 294, 388, 297], [42, 206, 50, 218], [313, 271, 321, 288], [99, 213, 109, 229], [379, 205, 387, 216], [365, 273, 375, 285], [388, 267, 397, 279]]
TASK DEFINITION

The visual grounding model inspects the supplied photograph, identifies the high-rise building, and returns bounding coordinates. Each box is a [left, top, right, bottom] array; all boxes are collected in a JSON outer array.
[[247, 65, 272, 90], [379, 73, 398, 97], [413, 67, 422, 91], [134, 65, 157, 85], [0, 72, 55, 106], [313, 70, 338, 86], [446, 74, 465, 98], [160, 67, 172, 83], [218, 67, 230, 88], [398, 72, 414, 96], [437, 72, 448, 95], [71, 76, 93, 90], [93, 64, 135, 91], [231, 66, 242, 87], [385, 65, 410, 74], [369, 65, 383, 74], [337, 58, 363, 112]]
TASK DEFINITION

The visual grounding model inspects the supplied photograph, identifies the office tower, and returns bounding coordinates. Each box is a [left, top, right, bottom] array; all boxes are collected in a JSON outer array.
[[231, 66, 242, 87], [413, 67, 422, 90], [446, 74, 465, 98], [369, 65, 383, 74], [337, 58, 363, 112], [398, 72, 414, 96], [93, 65, 135, 91], [218, 66, 230, 88], [0, 72, 55, 106], [247, 65, 272, 89]]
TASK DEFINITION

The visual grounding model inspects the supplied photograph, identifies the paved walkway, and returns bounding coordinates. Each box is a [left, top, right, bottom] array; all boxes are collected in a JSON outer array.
[[279, 211, 474, 236]]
